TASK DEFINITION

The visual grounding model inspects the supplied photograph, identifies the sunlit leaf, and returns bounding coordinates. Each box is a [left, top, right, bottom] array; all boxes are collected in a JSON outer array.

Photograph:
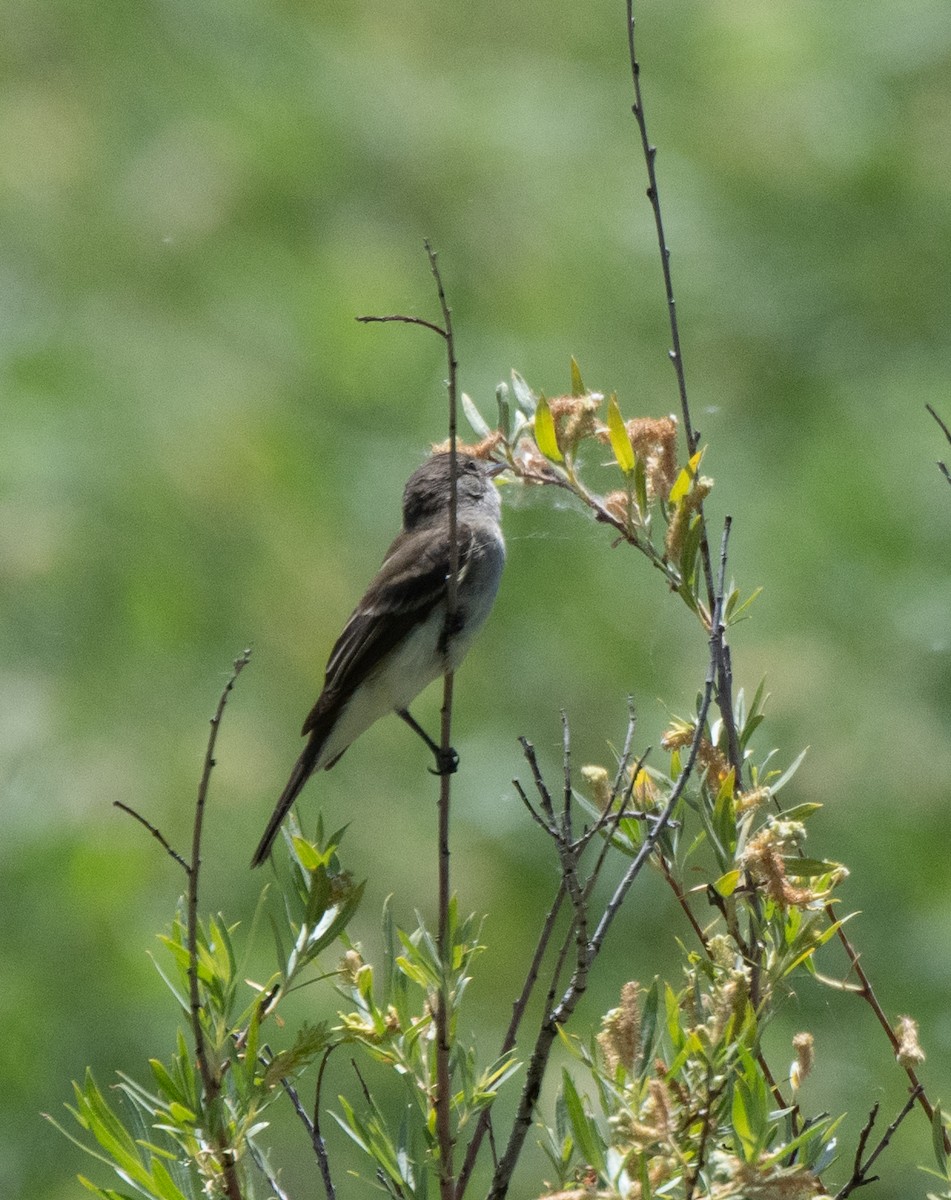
[[669, 447, 706, 503], [534, 395, 563, 462], [606, 393, 634, 474], [783, 856, 843, 877], [714, 869, 741, 896]]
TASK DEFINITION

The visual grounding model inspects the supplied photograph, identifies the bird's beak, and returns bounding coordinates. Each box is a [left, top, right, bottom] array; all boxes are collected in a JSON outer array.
[[485, 460, 508, 479]]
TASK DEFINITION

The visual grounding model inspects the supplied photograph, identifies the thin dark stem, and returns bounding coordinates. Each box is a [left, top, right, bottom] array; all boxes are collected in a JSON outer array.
[[310, 1048, 339, 1200], [246, 1141, 291, 1200], [625, 4, 692, 455], [834, 1087, 923, 1198], [624, 5, 743, 780], [281, 1069, 336, 1199], [359, 242, 461, 1196], [487, 527, 732, 1199], [579, 747, 652, 886], [455, 881, 567, 1198], [560, 711, 573, 843], [683, 1069, 726, 1200], [830, 913, 946, 1144], [427, 238, 459, 1200], [187, 650, 251, 1200], [356, 313, 448, 340], [587, 518, 730, 963], [113, 801, 189, 872], [926, 403, 951, 485]]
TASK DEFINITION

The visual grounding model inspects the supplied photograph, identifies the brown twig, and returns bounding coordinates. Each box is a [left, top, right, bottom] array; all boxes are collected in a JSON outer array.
[[834, 1086, 923, 1198], [486, 522, 732, 1200], [187, 650, 251, 1200], [624, 4, 742, 778], [113, 801, 189, 872], [428, 238, 460, 1200], [355, 313, 448, 340], [357, 242, 462, 1198]]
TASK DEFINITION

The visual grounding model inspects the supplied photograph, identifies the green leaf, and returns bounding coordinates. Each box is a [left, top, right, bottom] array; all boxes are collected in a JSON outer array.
[[496, 383, 511, 441], [778, 802, 823, 822], [726, 585, 763, 625], [78, 1179, 136, 1200], [534, 395, 563, 462], [570, 356, 585, 397], [714, 869, 741, 897], [669, 447, 705, 503], [462, 392, 491, 437], [561, 1071, 605, 1174], [147, 1059, 188, 1110], [606, 393, 634, 474], [511, 370, 537, 414], [932, 1104, 949, 1174], [783, 856, 842, 877], [770, 747, 809, 794]]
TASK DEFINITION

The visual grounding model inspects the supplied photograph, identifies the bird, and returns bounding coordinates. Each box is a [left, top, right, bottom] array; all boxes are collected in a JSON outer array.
[[251, 451, 506, 867]]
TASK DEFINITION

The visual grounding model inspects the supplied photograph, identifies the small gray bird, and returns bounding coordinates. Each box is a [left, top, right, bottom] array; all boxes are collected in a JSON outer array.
[[251, 452, 505, 867]]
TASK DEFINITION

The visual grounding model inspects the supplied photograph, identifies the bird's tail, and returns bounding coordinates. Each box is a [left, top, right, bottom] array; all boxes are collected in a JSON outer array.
[[250, 738, 321, 868]]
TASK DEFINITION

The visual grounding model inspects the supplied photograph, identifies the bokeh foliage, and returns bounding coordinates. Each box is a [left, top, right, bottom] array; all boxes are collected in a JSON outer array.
[[3, 1, 951, 1197]]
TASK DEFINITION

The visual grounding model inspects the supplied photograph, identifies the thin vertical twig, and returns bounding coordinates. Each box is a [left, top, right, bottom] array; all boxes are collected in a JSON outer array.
[[427, 239, 460, 1200], [624, 4, 743, 781], [357, 241, 461, 1198], [188, 650, 251, 1200]]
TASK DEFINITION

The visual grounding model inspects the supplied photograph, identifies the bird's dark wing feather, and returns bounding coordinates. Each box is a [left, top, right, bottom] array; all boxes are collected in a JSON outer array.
[[301, 522, 474, 737]]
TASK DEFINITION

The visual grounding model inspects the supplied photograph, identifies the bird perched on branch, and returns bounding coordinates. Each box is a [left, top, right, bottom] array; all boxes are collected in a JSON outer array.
[[251, 451, 506, 867]]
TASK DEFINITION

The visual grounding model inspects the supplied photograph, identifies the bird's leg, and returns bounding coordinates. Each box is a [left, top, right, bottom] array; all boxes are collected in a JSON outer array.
[[397, 709, 459, 775]]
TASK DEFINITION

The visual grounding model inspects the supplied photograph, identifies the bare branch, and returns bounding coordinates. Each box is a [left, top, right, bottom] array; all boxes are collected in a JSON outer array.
[[455, 881, 567, 1197], [834, 1087, 923, 1198], [355, 313, 448, 340], [428, 238, 460, 1200], [187, 649, 252, 1200], [113, 801, 189, 872], [486, 524, 733, 1199]]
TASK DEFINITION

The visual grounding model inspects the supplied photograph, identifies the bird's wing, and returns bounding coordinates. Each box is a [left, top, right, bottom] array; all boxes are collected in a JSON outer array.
[[301, 522, 474, 737]]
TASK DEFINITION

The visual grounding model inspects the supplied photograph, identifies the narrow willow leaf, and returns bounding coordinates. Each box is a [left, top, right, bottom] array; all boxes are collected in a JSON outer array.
[[669, 446, 706, 504], [462, 392, 491, 437], [511, 370, 537, 414], [727, 586, 764, 625], [770, 747, 809, 794], [779, 802, 823, 822], [932, 1104, 948, 1173], [496, 383, 511, 441], [561, 1071, 605, 1173], [606, 394, 634, 474], [534, 395, 563, 462], [77, 1180, 133, 1200], [570, 356, 585, 397]]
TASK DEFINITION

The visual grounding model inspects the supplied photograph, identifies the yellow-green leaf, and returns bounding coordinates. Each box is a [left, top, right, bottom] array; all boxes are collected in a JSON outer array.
[[669, 446, 706, 504], [606, 393, 634, 474], [534, 395, 563, 462], [715, 869, 741, 897], [570, 356, 585, 397]]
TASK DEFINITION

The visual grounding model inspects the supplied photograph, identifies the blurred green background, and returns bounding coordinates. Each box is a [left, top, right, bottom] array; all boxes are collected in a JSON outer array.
[[3, 0, 951, 1196]]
